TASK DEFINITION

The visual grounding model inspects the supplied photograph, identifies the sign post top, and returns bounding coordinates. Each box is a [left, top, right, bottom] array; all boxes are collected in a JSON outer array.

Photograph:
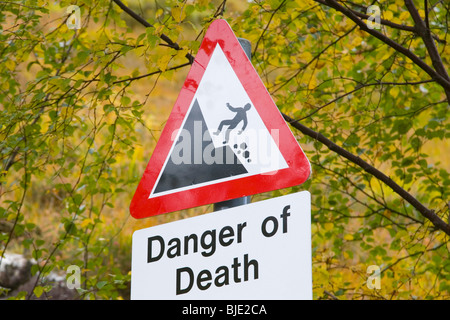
[[130, 19, 311, 218]]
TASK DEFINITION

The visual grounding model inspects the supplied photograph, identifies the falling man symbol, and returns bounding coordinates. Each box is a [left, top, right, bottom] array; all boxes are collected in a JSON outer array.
[[214, 102, 252, 144]]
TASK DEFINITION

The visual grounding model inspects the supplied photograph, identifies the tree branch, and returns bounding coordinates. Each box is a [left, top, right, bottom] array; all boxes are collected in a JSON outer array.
[[112, 0, 194, 64], [315, 0, 416, 32], [404, 0, 450, 99], [111, 0, 450, 235], [282, 113, 450, 236], [424, 0, 430, 30], [298, 79, 436, 120], [270, 25, 356, 94], [252, 0, 288, 56], [316, 0, 445, 44], [112, 62, 191, 84]]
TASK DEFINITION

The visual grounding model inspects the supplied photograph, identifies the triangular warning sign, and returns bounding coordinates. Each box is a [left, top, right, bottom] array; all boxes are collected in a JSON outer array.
[[130, 19, 311, 218]]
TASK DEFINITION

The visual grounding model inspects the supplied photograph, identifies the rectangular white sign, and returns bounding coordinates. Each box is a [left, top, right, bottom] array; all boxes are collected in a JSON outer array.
[[131, 191, 312, 300]]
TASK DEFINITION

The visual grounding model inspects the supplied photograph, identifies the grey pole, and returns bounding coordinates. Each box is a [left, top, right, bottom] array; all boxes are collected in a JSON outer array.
[[213, 38, 252, 211]]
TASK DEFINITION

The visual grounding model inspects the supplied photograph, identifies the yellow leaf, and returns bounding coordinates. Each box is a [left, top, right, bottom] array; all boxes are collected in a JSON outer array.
[[157, 55, 171, 72], [1, 80, 9, 91], [299, 50, 312, 63], [390, 86, 399, 98], [388, 4, 397, 12], [155, 8, 164, 18], [384, 11, 394, 21], [316, 60, 325, 69], [351, 36, 362, 47], [324, 222, 334, 231], [392, 17, 403, 24], [344, 234, 354, 241], [308, 76, 317, 90], [81, 218, 94, 228], [314, 287, 325, 298], [315, 267, 330, 284], [315, 10, 330, 31], [154, 24, 165, 35], [171, 6, 186, 23], [5, 59, 15, 71], [33, 286, 44, 298], [161, 69, 175, 80], [295, 0, 314, 10], [418, 9, 425, 19], [399, 11, 410, 21]]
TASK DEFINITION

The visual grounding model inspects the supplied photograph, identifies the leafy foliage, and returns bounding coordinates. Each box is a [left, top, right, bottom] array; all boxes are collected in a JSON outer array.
[[0, 0, 449, 299]]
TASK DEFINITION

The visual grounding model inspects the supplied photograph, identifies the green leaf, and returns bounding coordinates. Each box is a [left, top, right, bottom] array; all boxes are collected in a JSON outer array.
[[33, 286, 44, 298], [96, 281, 108, 289]]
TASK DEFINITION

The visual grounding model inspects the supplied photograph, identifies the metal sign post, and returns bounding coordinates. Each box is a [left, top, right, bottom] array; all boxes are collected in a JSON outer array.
[[213, 38, 252, 212]]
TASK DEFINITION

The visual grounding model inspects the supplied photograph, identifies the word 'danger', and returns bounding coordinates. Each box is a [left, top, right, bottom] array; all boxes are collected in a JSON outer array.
[[131, 191, 312, 300]]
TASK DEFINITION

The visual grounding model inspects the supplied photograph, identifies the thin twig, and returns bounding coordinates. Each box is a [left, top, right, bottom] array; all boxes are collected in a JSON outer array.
[[282, 113, 450, 236], [112, 0, 194, 64]]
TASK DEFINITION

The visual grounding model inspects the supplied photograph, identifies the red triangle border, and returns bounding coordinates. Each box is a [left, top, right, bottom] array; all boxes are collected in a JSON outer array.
[[130, 19, 311, 219]]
